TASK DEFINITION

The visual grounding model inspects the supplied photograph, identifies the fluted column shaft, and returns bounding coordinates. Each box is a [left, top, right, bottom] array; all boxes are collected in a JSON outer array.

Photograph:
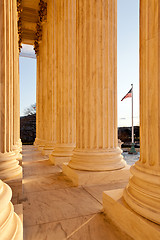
[[16, 0, 22, 152], [39, 22, 48, 153], [13, 0, 18, 148], [42, 0, 55, 155], [0, 0, 21, 180], [37, 44, 43, 149], [37, 40, 45, 151], [123, 0, 160, 224], [34, 55, 40, 146], [68, 0, 125, 171], [13, 0, 22, 157], [50, 0, 76, 162], [10, 0, 14, 153]]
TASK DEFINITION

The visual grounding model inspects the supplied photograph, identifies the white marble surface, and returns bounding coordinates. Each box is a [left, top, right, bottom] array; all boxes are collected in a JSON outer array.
[[22, 160, 61, 178], [24, 213, 130, 240], [22, 146, 131, 239], [23, 173, 74, 193], [22, 146, 61, 178], [24, 215, 94, 240], [23, 187, 102, 227], [68, 213, 131, 240]]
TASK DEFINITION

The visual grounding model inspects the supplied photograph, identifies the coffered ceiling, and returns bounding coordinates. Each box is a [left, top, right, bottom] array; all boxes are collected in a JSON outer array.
[[21, 0, 40, 45]]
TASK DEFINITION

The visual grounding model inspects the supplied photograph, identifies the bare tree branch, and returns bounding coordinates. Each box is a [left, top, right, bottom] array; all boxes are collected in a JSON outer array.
[[24, 103, 36, 116]]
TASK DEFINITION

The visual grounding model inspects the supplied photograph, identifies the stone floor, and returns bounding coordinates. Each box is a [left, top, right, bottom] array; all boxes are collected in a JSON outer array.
[[18, 146, 135, 239]]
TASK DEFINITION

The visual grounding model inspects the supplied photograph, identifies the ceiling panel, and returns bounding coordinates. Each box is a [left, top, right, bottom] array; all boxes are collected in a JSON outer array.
[[22, 0, 39, 10]]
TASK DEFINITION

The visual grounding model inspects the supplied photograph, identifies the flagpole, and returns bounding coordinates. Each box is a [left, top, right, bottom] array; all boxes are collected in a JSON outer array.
[[131, 84, 134, 144], [129, 83, 136, 154]]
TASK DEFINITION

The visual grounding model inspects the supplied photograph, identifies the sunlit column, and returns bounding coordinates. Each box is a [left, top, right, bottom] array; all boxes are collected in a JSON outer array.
[[67, 0, 125, 171], [0, 0, 21, 180], [123, 0, 160, 224], [12, 0, 22, 160], [42, 0, 55, 156], [34, 55, 40, 147], [39, 22, 48, 154], [10, 0, 14, 156], [37, 40, 46, 151], [49, 0, 76, 164]]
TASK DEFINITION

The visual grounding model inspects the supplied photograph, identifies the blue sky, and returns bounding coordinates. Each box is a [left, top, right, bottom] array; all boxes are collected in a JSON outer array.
[[19, 46, 36, 116], [19, 0, 139, 127], [117, 0, 139, 126]]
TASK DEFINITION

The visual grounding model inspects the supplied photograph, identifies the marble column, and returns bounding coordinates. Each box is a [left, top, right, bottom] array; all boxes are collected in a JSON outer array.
[[66, 0, 125, 171], [123, 0, 160, 224], [12, 0, 22, 160], [42, 0, 55, 156], [39, 22, 48, 154], [49, 0, 76, 164], [34, 55, 40, 147], [0, 0, 21, 180], [37, 40, 46, 151]]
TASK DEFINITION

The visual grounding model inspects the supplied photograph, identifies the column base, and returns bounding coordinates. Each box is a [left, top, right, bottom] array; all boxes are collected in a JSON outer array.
[[0, 152, 22, 181], [34, 138, 40, 148], [41, 142, 54, 156], [50, 155, 71, 165], [17, 153, 22, 161], [103, 189, 160, 240], [35, 139, 46, 151], [63, 163, 130, 186], [38, 145, 45, 151], [17, 139, 22, 152], [123, 162, 160, 224], [13, 148, 22, 162], [0, 180, 23, 240], [42, 149, 53, 156], [12, 144, 21, 154], [13, 140, 22, 154], [68, 148, 126, 171], [49, 144, 75, 165]]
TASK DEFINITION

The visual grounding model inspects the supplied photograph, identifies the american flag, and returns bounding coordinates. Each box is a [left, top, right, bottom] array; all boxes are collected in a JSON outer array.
[[121, 88, 132, 101]]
